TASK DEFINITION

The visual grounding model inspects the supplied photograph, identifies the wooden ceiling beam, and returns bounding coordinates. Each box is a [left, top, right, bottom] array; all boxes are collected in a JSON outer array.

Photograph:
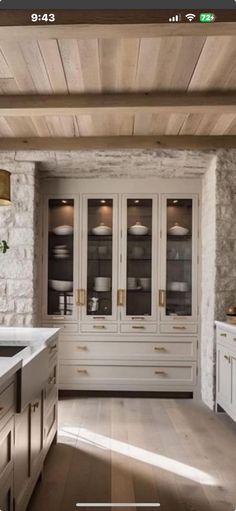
[[0, 94, 236, 116], [0, 22, 235, 40], [0, 136, 235, 151]]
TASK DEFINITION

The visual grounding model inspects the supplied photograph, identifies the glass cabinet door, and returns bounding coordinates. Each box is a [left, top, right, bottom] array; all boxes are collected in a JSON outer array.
[[123, 197, 156, 320], [82, 197, 117, 320], [46, 198, 75, 318], [161, 196, 197, 320]]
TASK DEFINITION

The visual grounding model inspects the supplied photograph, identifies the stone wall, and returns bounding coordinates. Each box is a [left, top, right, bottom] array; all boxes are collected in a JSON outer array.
[[201, 156, 217, 409], [0, 159, 38, 326], [201, 149, 236, 409]]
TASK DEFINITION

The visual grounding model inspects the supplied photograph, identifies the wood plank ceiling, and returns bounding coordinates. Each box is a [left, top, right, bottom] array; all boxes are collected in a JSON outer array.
[[0, 34, 235, 139]]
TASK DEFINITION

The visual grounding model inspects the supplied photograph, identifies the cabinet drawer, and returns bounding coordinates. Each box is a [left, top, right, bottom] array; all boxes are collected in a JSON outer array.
[[121, 323, 157, 334], [59, 339, 196, 360], [217, 327, 236, 347], [0, 384, 14, 422], [45, 365, 57, 409], [52, 323, 78, 333], [60, 363, 196, 386], [80, 323, 118, 334], [0, 416, 14, 481], [160, 324, 197, 334]]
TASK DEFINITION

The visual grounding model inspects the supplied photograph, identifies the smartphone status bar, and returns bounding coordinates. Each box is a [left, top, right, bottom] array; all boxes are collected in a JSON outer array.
[[0, 9, 235, 25]]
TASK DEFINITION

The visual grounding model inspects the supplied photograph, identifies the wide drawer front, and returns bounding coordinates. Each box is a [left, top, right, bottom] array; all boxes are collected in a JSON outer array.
[[60, 363, 196, 385], [216, 327, 236, 346], [0, 384, 14, 422], [51, 323, 78, 333], [160, 324, 197, 334], [121, 323, 157, 334], [59, 339, 196, 360], [80, 323, 118, 334]]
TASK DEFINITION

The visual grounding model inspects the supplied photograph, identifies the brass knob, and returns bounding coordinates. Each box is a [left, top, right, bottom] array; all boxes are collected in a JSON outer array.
[[173, 326, 186, 330], [77, 345, 88, 350], [93, 325, 106, 330], [154, 347, 166, 351], [155, 371, 166, 375], [77, 369, 88, 374], [132, 326, 145, 330], [220, 333, 227, 337]]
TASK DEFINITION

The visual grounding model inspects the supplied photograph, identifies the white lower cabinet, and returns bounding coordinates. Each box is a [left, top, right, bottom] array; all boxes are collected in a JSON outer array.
[[216, 322, 236, 423], [0, 472, 14, 511]]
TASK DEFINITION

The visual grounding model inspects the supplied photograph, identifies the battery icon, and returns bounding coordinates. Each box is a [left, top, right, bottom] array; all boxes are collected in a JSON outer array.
[[200, 13, 215, 22]]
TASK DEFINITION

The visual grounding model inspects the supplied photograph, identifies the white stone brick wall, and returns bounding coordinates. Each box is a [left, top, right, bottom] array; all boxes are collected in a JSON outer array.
[[0, 159, 38, 326], [201, 156, 217, 410]]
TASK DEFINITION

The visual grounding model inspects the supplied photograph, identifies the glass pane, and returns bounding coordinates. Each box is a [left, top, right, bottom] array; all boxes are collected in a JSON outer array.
[[126, 199, 152, 316], [166, 198, 192, 316], [87, 199, 113, 316], [47, 199, 74, 316]]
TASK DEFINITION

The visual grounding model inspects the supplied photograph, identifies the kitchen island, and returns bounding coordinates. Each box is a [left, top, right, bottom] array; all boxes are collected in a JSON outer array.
[[216, 321, 236, 423], [0, 327, 60, 511]]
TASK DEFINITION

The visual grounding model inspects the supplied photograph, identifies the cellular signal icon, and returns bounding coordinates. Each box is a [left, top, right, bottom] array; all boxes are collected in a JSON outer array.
[[169, 14, 181, 22]]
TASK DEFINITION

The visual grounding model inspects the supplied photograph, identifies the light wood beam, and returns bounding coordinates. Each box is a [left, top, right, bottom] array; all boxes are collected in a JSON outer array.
[[0, 23, 235, 41], [0, 136, 235, 151], [0, 94, 236, 116]]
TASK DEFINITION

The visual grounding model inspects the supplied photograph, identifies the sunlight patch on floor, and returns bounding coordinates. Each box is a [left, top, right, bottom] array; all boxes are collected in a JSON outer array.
[[58, 426, 217, 486]]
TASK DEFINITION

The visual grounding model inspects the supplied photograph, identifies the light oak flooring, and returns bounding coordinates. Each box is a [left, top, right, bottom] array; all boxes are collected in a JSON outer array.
[[28, 397, 236, 511]]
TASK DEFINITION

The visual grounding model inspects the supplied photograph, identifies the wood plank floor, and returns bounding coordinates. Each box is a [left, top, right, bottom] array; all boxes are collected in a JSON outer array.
[[28, 397, 236, 511]]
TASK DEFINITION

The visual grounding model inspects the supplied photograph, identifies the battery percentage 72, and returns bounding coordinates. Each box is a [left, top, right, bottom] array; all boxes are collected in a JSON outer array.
[[200, 13, 216, 23]]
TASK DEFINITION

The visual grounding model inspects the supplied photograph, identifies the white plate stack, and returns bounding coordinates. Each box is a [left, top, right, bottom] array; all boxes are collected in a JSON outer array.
[[94, 277, 111, 292], [53, 245, 70, 259]]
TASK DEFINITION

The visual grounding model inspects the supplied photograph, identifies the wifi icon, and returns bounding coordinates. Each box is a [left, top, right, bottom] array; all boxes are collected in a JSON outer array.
[[185, 13, 196, 22]]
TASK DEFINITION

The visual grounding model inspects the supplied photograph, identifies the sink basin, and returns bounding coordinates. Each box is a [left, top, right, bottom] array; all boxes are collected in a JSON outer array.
[[0, 345, 28, 357]]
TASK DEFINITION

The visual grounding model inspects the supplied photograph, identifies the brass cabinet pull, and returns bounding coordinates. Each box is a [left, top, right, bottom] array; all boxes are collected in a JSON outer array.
[[93, 325, 106, 330], [31, 402, 39, 412], [159, 289, 165, 307], [154, 347, 166, 351], [77, 369, 88, 374], [220, 333, 227, 337], [117, 289, 124, 306], [50, 344, 57, 352], [76, 289, 86, 306], [48, 376, 56, 384], [173, 326, 186, 330], [155, 370, 166, 375], [132, 326, 145, 330], [77, 345, 88, 350], [132, 317, 145, 320], [224, 354, 230, 362]]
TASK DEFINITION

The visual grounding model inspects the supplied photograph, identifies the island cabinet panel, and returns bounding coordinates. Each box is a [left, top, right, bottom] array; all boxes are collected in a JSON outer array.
[[0, 472, 13, 511], [41, 183, 200, 396], [216, 322, 236, 423], [30, 391, 43, 474], [14, 406, 30, 511]]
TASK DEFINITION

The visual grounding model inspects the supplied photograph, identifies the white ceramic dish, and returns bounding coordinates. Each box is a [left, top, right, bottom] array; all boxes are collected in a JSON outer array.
[[92, 223, 112, 235], [53, 225, 73, 236], [53, 254, 69, 259], [49, 280, 73, 292], [168, 223, 189, 236], [168, 281, 189, 292], [139, 278, 151, 290], [128, 222, 148, 236]]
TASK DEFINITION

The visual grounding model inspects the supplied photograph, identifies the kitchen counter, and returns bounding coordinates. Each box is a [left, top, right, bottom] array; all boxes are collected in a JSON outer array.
[[215, 321, 236, 334], [0, 327, 60, 387]]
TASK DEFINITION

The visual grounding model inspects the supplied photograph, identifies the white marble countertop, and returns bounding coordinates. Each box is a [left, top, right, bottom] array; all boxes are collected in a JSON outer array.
[[215, 321, 236, 334], [0, 327, 60, 389]]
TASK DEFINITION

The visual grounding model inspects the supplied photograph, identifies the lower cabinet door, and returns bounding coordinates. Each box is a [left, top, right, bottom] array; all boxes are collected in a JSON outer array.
[[217, 345, 231, 409], [14, 406, 30, 507], [0, 471, 13, 511], [30, 391, 43, 473], [231, 354, 236, 419]]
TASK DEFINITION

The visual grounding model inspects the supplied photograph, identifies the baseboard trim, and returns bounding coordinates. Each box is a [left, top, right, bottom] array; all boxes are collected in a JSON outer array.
[[59, 390, 193, 399]]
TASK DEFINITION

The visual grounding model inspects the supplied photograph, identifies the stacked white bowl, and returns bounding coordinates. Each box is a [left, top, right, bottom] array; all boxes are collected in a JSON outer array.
[[53, 245, 70, 259], [94, 277, 111, 292]]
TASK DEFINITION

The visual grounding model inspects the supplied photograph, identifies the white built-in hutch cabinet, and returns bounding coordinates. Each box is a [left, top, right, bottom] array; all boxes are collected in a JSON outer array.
[[40, 178, 201, 397]]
